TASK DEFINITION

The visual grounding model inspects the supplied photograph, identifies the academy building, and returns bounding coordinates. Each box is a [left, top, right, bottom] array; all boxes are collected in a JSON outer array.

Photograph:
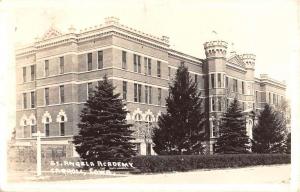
[[15, 17, 286, 157]]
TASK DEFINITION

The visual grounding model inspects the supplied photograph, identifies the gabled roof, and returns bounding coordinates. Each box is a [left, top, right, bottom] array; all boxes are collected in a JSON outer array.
[[226, 54, 245, 68], [42, 26, 62, 40]]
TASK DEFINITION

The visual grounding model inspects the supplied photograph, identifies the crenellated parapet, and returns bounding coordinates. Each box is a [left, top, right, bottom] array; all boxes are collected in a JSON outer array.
[[239, 54, 256, 70], [204, 40, 228, 58]]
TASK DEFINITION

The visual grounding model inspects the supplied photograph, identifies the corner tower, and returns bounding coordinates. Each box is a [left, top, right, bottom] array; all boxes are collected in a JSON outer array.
[[240, 54, 255, 71], [240, 53, 256, 104], [203, 40, 228, 154]]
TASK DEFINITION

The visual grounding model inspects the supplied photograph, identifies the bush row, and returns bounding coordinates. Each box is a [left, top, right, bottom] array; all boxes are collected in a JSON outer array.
[[130, 154, 290, 173]]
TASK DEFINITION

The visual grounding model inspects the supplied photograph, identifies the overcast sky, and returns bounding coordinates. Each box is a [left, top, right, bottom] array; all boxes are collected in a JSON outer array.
[[5, 0, 298, 82], [0, 0, 299, 134]]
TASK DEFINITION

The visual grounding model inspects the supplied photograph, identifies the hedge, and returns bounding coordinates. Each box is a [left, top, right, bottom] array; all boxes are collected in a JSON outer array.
[[131, 154, 290, 173]]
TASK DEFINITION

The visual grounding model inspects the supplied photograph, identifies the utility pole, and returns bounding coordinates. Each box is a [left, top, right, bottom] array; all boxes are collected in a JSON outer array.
[[32, 131, 45, 176]]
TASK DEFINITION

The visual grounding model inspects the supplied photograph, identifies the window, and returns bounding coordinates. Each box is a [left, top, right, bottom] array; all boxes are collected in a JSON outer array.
[[22, 67, 26, 82], [144, 86, 152, 104], [157, 61, 161, 77], [145, 85, 148, 103], [98, 51, 103, 69], [134, 113, 142, 126], [122, 51, 127, 69], [212, 97, 216, 111], [212, 120, 219, 137], [146, 143, 151, 155], [59, 56, 64, 74], [60, 116, 65, 136], [242, 81, 245, 94], [134, 83, 141, 102], [136, 143, 141, 155], [45, 60, 49, 77], [158, 88, 162, 105], [217, 73, 221, 87], [30, 91, 35, 108], [30, 65, 35, 81], [31, 119, 36, 135], [134, 54, 138, 72], [60, 85, 65, 104], [211, 74, 215, 88], [23, 120, 27, 138], [195, 74, 198, 83], [226, 77, 229, 88], [122, 81, 127, 100], [138, 84, 141, 102], [273, 93, 276, 105], [269, 92, 271, 103], [97, 80, 102, 88], [144, 58, 151, 75], [144, 58, 147, 75], [134, 83, 137, 102], [148, 59, 151, 75], [23, 93, 27, 109], [218, 97, 222, 111], [45, 117, 50, 137], [168, 67, 171, 79], [45, 88, 49, 105], [149, 86, 152, 104], [255, 91, 258, 102], [233, 79, 238, 92], [242, 102, 245, 111], [87, 83, 93, 99], [133, 54, 141, 73], [226, 98, 229, 109], [87, 53, 92, 71]]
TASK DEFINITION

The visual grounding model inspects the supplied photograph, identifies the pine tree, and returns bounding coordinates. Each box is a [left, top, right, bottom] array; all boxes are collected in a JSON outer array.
[[252, 104, 286, 153], [285, 132, 291, 154], [215, 98, 250, 154], [152, 64, 205, 155], [73, 75, 136, 162]]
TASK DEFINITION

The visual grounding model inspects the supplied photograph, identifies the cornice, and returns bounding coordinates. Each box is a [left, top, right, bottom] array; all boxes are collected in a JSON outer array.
[[16, 23, 170, 57], [254, 77, 286, 89], [168, 49, 203, 66]]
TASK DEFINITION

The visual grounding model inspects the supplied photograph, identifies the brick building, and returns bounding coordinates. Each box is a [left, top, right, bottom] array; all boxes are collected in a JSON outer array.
[[15, 17, 286, 157]]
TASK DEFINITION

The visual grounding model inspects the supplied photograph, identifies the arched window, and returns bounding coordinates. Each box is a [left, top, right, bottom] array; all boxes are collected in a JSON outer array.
[[145, 115, 153, 127], [45, 117, 50, 137], [23, 120, 27, 138], [56, 110, 67, 136], [60, 116, 65, 136], [134, 113, 142, 124], [31, 119, 36, 135]]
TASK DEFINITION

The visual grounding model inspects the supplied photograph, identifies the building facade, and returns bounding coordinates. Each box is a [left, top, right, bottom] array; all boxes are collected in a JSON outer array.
[[15, 17, 286, 157]]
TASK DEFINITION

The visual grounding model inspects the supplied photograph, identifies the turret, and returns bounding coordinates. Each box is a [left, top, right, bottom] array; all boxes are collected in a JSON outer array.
[[239, 54, 256, 70], [204, 40, 228, 59]]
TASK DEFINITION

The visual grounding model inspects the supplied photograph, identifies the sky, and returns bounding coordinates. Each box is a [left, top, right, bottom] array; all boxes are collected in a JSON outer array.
[[5, 0, 299, 82], [0, 0, 299, 136]]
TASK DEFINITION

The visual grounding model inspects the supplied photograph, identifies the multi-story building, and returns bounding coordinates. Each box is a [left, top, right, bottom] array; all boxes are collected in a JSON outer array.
[[15, 17, 286, 157]]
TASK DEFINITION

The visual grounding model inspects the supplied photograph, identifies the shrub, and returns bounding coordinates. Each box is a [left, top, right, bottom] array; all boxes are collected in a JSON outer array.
[[131, 154, 290, 173]]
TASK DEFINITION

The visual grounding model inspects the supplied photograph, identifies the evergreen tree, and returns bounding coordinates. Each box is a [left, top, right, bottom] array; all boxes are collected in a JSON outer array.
[[285, 132, 291, 154], [252, 104, 286, 153], [215, 98, 250, 154], [152, 64, 205, 155], [73, 75, 136, 162]]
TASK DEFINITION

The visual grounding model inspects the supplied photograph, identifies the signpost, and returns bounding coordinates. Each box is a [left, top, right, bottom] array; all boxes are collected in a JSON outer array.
[[32, 131, 45, 176]]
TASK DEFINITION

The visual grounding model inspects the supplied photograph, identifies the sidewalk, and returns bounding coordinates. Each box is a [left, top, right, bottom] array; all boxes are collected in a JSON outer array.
[[4, 164, 291, 192]]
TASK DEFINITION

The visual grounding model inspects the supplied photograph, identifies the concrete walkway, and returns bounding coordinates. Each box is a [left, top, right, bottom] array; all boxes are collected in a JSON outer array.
[[4, 164, 291, 192]]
